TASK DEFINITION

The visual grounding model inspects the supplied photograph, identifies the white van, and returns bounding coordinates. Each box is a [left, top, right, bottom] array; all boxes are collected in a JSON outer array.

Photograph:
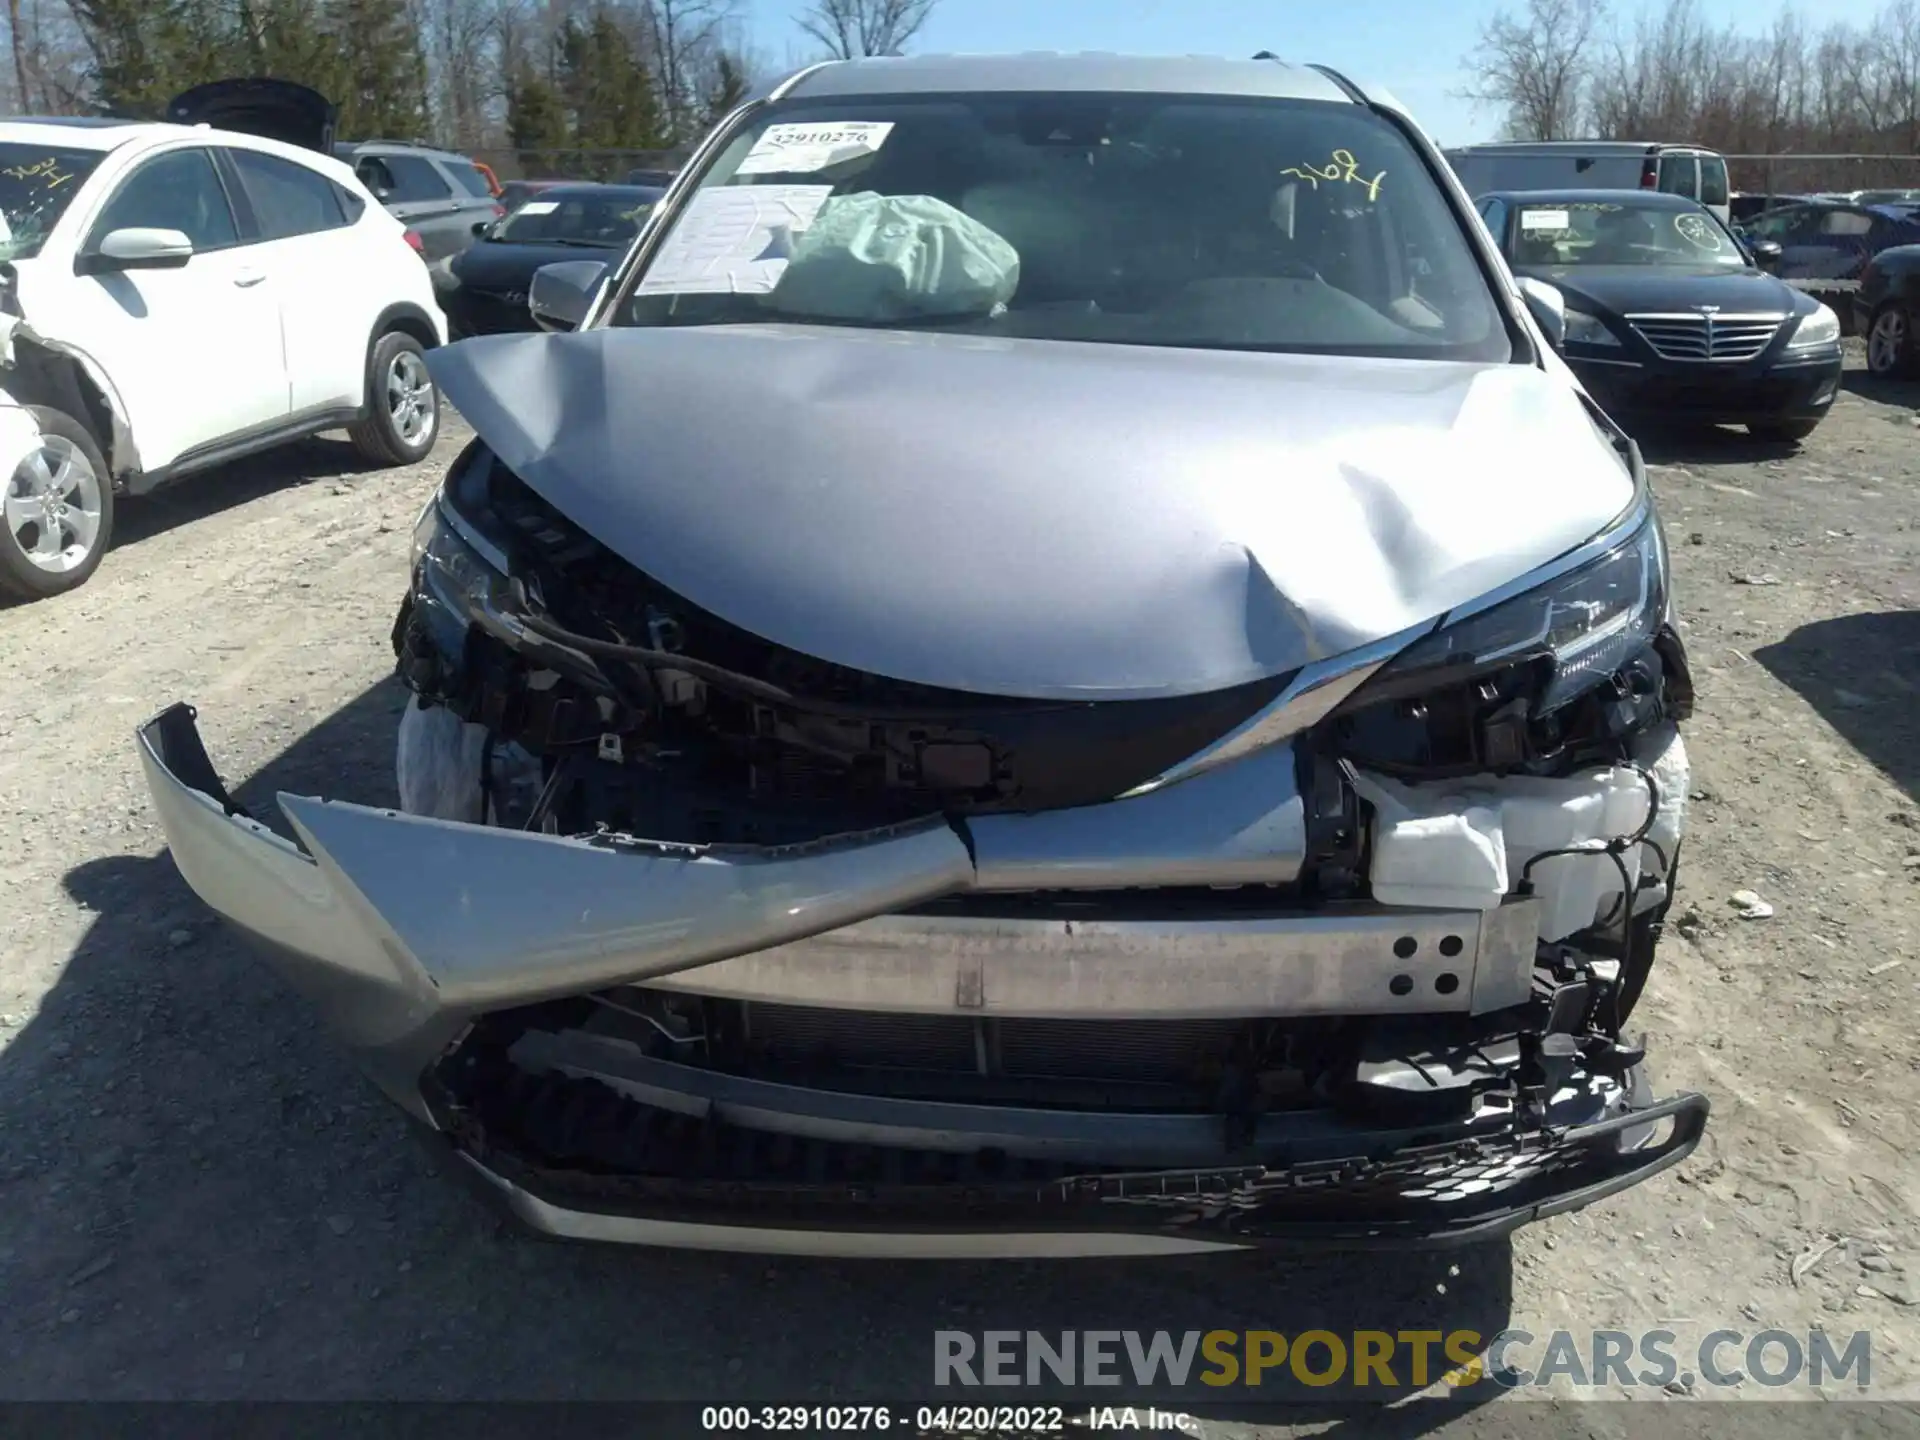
[[1442, 141, 1731, 224]]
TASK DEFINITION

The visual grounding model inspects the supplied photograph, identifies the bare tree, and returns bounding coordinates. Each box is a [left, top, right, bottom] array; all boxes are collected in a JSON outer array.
[[1460, 0, 1607, 140], [7, 0, 31, 112], [640, 0, 736, 141], [795, 0, 935, 59]]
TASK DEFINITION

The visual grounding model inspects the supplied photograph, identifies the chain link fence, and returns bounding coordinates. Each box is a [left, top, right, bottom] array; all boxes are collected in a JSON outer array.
[[1726, 153, 1920, 196], [462, 147, 693, 183]]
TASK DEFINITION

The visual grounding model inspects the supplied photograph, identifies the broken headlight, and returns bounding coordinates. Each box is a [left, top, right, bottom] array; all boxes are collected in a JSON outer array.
[[1376, 515, 1667, 715], [413, 496, 517, 624]]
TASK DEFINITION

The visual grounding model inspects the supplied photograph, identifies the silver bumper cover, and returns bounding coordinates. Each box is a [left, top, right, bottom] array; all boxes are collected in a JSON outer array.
[[139, 703, 1538, 1106]]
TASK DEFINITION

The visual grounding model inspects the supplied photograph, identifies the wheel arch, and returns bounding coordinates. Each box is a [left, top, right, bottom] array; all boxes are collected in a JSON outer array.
[[360, 303, 444, 417], [2, 338, 138, 485]]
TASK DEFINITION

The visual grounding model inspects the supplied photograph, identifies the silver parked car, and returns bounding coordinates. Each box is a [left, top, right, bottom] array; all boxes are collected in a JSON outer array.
[[139, 52, 1707, 1256]]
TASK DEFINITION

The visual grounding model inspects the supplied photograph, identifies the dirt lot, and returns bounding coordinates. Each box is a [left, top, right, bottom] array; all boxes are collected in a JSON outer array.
[[0, 356, 1917, 1431]]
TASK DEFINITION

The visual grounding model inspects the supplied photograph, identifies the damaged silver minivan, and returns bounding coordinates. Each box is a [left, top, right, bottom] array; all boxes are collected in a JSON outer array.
[[138, 53, 1708, 1255]]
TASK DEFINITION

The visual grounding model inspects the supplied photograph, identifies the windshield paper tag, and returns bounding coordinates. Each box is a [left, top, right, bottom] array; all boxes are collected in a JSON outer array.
[[516, 200, 559, 215], [1520, 210, 1570, 231], [736, 121, 895, 175], [637, 184, 835, 295]]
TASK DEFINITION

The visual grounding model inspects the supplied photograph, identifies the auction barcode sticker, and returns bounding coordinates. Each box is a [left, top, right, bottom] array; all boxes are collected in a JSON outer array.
[[736, 121, 895, 175]]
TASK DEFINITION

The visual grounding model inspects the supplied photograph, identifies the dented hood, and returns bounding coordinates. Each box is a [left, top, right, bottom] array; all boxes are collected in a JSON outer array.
[[428, 326, 1634, 700]]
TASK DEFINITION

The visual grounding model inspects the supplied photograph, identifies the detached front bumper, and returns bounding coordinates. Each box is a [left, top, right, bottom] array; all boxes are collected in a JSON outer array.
[[138, 702, 1708, 1255]]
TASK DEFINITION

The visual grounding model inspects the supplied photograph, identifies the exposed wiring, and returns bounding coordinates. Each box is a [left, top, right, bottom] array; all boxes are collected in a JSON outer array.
[[1517, 754, 1665, 1036]]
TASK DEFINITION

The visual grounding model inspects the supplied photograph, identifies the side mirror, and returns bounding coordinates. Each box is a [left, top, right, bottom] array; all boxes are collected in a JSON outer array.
[[1749, 238, 1783, 270], [1516, 275, 1566, 350], [80, 227, 195, 274], [529, 258, 609, 332], [472, 219, 491, 237]]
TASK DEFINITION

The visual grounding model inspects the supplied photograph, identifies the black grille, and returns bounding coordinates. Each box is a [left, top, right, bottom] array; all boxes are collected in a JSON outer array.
[[736, 1001, 1246, 1084], [437, 1066, 1712, 1244]]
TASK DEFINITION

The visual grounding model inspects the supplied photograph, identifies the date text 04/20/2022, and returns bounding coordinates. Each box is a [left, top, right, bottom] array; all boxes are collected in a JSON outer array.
[[699, 1405, 1197, 1432]]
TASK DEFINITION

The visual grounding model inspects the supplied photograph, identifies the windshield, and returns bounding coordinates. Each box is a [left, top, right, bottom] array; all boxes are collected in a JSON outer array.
[[492, 190, 657, 247], [606, 93, 1509, 360], [0, 143, 105, 260], [1510, 199, 1747, 269]]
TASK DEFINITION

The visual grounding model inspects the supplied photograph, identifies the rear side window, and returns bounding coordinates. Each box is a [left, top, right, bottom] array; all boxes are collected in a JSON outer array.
[[383, 155, 451, 200], [447, 162, 494, 198], [228, 149, 346, 239], [1820, 209, 1873, 237], [90, 147, 239, 251], [1657, 154, 1699, 199], [1699, 155, 1729, 207]]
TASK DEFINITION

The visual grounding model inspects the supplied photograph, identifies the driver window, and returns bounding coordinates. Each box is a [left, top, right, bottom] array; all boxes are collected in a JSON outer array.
[[356, 157, 397, 196], [88, 147, 239, 252], [1480, 198, 1508, 247]]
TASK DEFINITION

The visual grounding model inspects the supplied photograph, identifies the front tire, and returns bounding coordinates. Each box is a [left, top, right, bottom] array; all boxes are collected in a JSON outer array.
[[1866, 302, 1917, 379], [0, 405, 114, 601], [1747, 417, 1821, 442], [348, 331, 441, 467]]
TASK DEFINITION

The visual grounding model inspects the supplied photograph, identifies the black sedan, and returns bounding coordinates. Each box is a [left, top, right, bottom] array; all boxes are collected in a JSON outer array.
[[1853, 244, 1920, 378], [431, 183, 664, 337], [1476, 189, 1844, 440]]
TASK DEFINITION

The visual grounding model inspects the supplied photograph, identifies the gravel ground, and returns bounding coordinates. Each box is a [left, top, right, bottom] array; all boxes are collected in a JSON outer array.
[[0, 358, 1917, 1433]]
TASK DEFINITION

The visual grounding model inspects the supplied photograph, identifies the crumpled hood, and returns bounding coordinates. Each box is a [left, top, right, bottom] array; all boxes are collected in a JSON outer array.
[[428, 325, 1634, 700]]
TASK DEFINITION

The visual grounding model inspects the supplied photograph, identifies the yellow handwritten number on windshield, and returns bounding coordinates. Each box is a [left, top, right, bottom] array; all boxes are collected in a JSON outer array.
[[2, 156, 72, 187], [1280, 149, 1385, 201]]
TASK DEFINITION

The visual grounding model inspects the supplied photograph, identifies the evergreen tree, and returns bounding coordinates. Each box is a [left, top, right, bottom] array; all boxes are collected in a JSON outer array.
[[507, 67, 567, 175], [321, 0, 429, 138], [558, 11, 665, 176]]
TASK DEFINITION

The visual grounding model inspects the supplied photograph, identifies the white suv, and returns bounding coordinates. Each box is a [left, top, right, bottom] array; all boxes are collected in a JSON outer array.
[[0, 78, 448, 599]]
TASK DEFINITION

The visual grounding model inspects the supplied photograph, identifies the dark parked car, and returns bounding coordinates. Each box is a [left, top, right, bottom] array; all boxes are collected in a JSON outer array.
[[1737, 198, 1920, 293], [1478, 189, 1843, 440], [335, 140, 503, 261], [498, 178, 567, 212], [430, 183, 662, 337], [1854, 245, 1920, 377], [1729, 191, 1810, 225]]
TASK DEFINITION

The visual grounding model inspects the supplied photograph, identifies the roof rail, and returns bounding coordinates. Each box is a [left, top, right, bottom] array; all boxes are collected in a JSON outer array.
[[1306, 63, 1368, 104]]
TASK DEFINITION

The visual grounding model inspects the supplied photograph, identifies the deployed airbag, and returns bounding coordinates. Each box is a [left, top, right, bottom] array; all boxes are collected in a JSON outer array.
[[772, 192, 1020, 320]]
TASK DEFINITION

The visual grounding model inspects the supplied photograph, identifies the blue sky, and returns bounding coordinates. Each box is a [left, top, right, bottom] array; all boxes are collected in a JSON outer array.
[[737, 0, 1890, 145]]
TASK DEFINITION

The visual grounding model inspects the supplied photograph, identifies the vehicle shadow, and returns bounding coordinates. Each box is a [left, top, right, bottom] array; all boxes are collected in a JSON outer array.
[[1841, 369, 1919, 407], [1629, 420, 1801, 467], [1754, 610, 1920, 804], [6, 680, 1514, 1410], [110, 434, 413, 552]]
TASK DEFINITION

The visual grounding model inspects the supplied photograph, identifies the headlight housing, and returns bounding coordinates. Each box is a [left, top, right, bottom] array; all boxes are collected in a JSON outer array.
[[1786, 304, 1840, 349], [1373, 515, 1667, 715], [413, 496, 517, 626], [1563, 309, 1621, 348]]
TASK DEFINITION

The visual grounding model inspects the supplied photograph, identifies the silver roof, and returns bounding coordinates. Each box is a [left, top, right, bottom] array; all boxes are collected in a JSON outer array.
[[778, 53, 1357, 104]]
